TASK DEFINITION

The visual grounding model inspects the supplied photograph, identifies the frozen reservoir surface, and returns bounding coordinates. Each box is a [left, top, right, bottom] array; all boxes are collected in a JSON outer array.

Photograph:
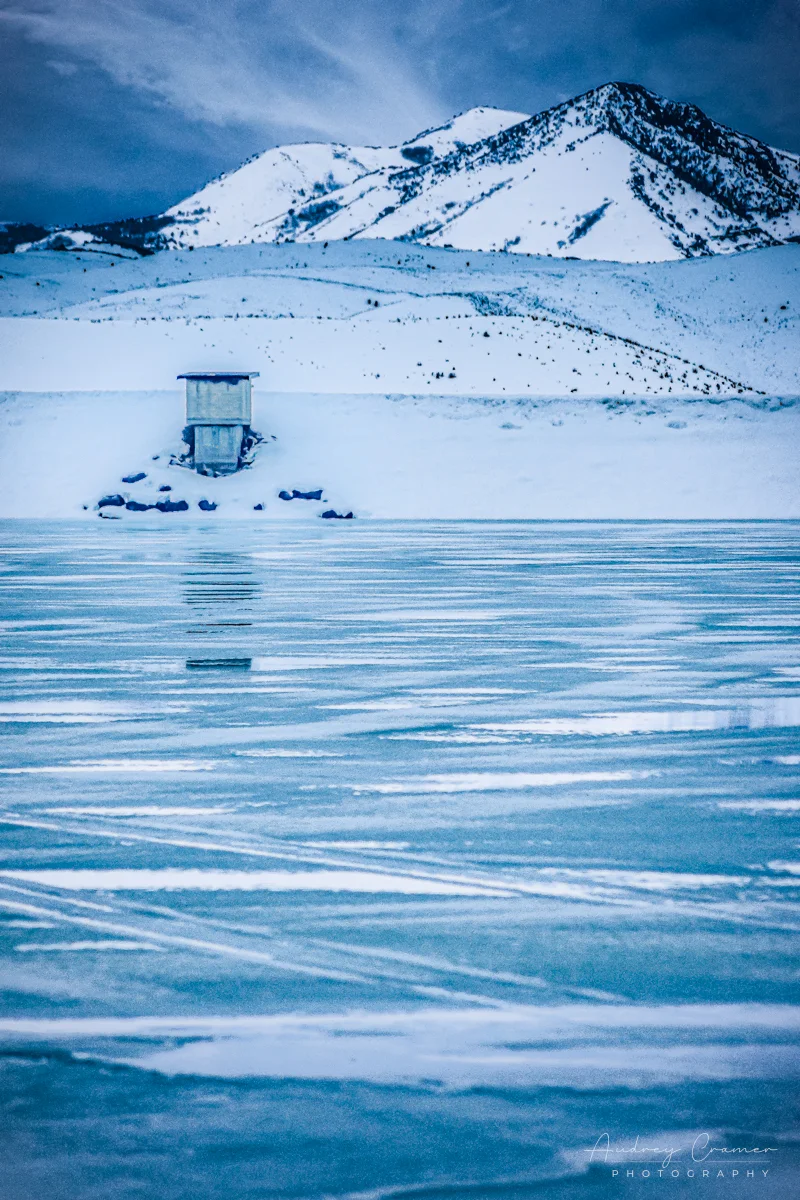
[[0, 520, 798, 1198]]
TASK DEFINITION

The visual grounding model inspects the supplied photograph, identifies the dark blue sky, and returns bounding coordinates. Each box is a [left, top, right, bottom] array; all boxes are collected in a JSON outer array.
[[2, 0, 798, 225]]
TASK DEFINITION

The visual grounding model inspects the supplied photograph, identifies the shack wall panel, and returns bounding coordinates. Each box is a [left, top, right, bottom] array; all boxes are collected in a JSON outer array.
[[186, 379, 251, 425], [193, 424, 244, 473]]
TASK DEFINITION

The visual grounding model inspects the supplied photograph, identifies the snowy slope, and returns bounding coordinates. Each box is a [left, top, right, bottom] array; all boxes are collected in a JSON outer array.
[[158, 108, 531, 250], [2, 387, 798, 520], [1, 241, 797, 395], [270, 83, 800, 261], [1, 240, 798, 519]]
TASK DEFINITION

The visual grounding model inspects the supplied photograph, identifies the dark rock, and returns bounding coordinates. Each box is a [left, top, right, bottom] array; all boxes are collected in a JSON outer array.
[[279, 487, 325, 501], [122, 472, 146, 484], [198, 499, 218, 511], [98, 494, 125, 508], [158, 484, 172, 492], [321, 509, 355, 520], [240, 428, 265, 459], [253, 503, 264, 511], [155, 498, 189, 513], [125, 500, 153, 512]]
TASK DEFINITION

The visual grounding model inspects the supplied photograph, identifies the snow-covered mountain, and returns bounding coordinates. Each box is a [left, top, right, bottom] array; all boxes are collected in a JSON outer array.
[[11, 83, 800, 262], [128, 83, 800, 262], [161, 107, 530, 251]]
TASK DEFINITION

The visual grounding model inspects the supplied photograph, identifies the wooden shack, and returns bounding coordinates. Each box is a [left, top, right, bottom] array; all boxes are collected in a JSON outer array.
[[178, 371, 259, 474]]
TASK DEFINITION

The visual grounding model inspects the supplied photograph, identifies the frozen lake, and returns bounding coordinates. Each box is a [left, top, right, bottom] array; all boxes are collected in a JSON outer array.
[[0, 520, 798, 1198]]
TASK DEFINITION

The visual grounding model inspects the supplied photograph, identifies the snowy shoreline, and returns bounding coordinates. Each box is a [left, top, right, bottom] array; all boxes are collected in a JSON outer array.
[[1, 241, 797, 518], [2, 389, 798, 519]]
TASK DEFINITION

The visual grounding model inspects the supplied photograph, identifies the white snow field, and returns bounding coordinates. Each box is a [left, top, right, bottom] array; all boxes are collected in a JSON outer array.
[[0, 239, 798, 518]]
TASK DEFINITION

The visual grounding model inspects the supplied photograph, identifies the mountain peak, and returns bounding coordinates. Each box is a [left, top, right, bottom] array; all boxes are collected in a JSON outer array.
[[402, 105, 531, 151], [20, 84, 800, 263], [571, 80, 800, 221]]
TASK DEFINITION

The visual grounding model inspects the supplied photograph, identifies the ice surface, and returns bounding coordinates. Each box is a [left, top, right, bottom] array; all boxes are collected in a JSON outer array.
[[2, 869, 510, 896], [0, 520, 798, 1197]]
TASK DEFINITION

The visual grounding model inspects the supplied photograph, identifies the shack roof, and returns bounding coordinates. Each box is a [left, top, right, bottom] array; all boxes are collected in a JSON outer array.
[[177, 371, 260, 380]]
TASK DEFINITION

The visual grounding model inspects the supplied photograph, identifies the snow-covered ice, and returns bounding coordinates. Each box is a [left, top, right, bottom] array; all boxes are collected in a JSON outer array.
[[0, 520, 799, 1197]]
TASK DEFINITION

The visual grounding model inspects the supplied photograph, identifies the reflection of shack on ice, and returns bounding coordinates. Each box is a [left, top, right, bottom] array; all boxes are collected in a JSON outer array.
[[179, 371, 259, 475]]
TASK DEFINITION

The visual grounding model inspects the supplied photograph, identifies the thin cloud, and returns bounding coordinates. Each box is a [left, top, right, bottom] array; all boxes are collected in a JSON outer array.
[[4, 0, 799, 225], [0, 0, 447, 143], [46, 58, 79, 76]]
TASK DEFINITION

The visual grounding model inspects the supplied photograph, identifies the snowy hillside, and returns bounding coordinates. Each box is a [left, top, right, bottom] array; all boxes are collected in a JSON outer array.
[[21, 83, 800, 264], [161, 108, 530, 252], [2, 241, 797, 395], [0, 240, 798, 518], [326, 82, 800, 261]]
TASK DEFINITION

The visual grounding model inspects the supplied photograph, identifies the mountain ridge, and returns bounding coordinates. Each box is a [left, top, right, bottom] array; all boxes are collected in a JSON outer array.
[[9, 83, 800, 262]]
